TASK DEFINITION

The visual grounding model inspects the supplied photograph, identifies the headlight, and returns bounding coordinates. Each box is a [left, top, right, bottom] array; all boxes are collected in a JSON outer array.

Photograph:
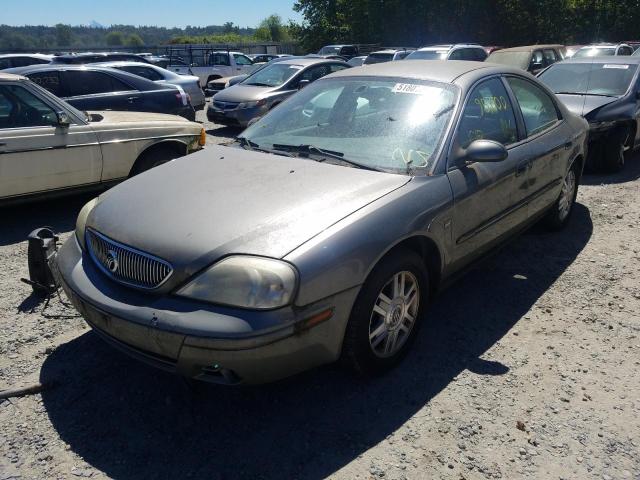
[[75, 197, 99, 250], [176, 256, 297, 310], [238, 99, 267, 109]]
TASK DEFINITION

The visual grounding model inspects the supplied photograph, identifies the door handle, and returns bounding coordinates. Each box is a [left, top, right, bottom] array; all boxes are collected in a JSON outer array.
[[127, 96, 139, 103], [0, 142, 6, 147], [564, 141, 572, 150]]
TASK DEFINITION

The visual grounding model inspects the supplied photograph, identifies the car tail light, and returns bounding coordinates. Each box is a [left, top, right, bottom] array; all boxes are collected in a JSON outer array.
[[199, 128, 206, 146]]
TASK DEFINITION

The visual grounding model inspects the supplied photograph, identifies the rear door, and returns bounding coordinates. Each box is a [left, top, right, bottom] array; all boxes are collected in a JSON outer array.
[[0, 82, 101, 199], [505, 76, 569, 218], [60, 70, 137, 112], [447, 76, 530, 267]]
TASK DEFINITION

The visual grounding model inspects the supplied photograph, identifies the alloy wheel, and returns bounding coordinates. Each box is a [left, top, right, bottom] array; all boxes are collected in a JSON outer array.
[[368, 271, 420, 358], [558, 168, 576, 221]]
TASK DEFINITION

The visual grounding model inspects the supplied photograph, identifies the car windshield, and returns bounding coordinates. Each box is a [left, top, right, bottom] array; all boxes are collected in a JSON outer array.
[[487, 51, 530, 70], [240, 77, 458, 174], [240, 63, 303, 87], [574, 47, 616, 58], [406, 50, 448, 60], [365, 53, 394, 64], [318, 46, 341, 55], [539, 62, 637, 97]]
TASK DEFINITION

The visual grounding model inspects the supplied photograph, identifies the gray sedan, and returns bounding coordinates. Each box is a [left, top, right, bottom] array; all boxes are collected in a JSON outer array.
[[56, 61, 588, 385], [95, 61, 206, 110], [207, 57, 350, 127]]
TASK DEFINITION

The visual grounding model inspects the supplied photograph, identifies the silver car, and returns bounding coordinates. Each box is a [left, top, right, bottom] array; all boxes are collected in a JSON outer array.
[[95, 61, 206, 110], [56, 61, 588, 385], [207, 58, 350, 127]]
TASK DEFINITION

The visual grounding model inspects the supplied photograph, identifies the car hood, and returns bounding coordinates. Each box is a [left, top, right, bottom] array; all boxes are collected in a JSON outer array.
[[555, 94, 619, 117], [87, 110, 192, 125], [212, 84, 284, 102], [86, 145, 410, 288]]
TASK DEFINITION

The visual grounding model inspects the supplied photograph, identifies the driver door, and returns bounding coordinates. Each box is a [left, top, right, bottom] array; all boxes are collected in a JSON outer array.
[[0, 82, 102, 200], [446, 77, 531, 268]]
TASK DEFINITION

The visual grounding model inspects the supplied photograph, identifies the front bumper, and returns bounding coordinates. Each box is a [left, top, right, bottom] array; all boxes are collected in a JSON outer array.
[[206, 104, 266, 127], [55, 237, 359, 385]]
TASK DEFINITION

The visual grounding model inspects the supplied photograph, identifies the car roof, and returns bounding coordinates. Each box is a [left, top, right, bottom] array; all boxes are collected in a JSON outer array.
[[0, 72, 25, 81], [556, 55, 640, 65], [370, 49, 409, 54], [579, 43, 625, 48], [276, 57, 348, 66], [4, 64, 131, 74], [493, 45, 564, 53], [327, 59, 513, 84], [0, 53, 52, 59], [416, 44, 482, 51], [92, 61, 160, 68]]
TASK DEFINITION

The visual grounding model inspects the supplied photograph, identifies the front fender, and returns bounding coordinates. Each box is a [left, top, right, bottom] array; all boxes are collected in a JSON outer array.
[[285, 175, 453, 307]]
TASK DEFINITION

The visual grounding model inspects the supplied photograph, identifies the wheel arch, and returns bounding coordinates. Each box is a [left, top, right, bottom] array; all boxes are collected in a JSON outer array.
[[128, 140, 189, 177]]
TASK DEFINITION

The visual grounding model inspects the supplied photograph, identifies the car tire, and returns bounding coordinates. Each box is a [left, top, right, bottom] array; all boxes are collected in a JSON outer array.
[[130, 148, 180, 176], [342, 248, 428, 376], [601, 126, 629, 173], [544, 160, 580, 231]]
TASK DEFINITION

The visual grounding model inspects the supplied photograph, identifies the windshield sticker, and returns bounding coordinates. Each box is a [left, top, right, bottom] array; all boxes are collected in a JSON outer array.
[[392, 83, 434, 95], [392, 148, 430, 167], [603, 64, 629, 69]]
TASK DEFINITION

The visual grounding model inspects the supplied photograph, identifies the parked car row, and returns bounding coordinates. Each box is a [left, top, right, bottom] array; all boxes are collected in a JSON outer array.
[[0, 72, 205, 203]]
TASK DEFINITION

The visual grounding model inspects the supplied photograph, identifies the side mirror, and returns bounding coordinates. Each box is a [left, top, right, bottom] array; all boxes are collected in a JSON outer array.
[[298, 79, 310, 90], [464, 139, 508, 163], [56, 111, 71, 127]]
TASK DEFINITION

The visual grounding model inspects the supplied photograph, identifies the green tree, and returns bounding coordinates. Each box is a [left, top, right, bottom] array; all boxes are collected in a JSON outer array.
[[55, 23, 74, 47], [255, 14, 290, 42], [105, 31, 125, 46], [126, 33, 144, 47]]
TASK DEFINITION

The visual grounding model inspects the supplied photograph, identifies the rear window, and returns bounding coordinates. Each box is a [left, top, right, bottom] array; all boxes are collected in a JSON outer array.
[[574, 47, 616, 58], [487, 51, 531, 70], [406, 50, 448, 60], [119, 65, 163, 81], [364, 53, 394, 64], [539, 63, 638, 97]]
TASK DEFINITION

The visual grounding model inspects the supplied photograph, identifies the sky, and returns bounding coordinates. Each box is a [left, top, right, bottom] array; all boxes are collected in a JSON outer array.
[[0, 0, 301, 28]]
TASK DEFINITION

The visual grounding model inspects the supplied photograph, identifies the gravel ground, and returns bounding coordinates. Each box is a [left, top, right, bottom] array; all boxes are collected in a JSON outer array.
[[1, 102, 639, 480]]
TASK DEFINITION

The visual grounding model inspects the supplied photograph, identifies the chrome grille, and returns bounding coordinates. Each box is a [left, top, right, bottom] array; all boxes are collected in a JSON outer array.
[[86, 229, 172, 290], [213, 101, 238, 111]]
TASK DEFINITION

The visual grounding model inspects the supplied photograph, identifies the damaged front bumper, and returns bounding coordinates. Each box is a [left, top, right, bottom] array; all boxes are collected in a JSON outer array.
[[54, 237, 359, 385]]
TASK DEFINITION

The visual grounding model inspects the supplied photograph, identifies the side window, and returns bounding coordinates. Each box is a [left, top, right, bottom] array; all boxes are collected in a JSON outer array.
[[341, 46, 357, 57], [507, 77, 560, 136], [63, 71, 133, 96], [121, 66, 163, 81], [448, 49, 467, 60], [27, 71, 63, 97], [0, 84, 58, 128], [233, 54, 253, 66], [619, 47, 633, 56], [530, 51, 544, 69], [542, 49, 556, 67], [299, 65, 332, 83], [456, 78, 518, 148], [209, 53, 231, 66]]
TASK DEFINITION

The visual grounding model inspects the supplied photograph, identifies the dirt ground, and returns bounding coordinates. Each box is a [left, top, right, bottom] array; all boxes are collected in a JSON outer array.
[[1, 103, 639, 480]]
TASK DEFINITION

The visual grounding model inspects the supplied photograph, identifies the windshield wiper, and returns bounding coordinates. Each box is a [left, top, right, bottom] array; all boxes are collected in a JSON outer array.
[[243, 82, 272, 87], [272, 144, 383, 171], [236, 137, 295, 157]]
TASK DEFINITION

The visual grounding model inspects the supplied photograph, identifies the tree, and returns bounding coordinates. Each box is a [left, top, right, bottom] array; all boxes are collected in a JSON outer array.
[[55, 23, 74, 47], [255, 14, 290, 42], [105, 31, 125, 46], [126, 33, 144, 47]]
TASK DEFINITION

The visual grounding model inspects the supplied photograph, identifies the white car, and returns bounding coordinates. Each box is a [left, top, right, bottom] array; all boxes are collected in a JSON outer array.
[[0, 73, 205, 203], [95, 61, 206, 110], [167, 50, 257, 86], [406, 44, 488, 61]]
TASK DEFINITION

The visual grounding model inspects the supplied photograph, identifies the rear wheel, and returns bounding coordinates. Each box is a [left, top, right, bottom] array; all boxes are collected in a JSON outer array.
[[545, 161, 579, 230], [342, 249, 428, 376]]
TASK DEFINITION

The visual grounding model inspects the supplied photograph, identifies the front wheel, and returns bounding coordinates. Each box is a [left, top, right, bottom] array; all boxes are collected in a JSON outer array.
[[601, 127, 629, 173], [544, 161, 579, 231], [342, 249, 428, 376]]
